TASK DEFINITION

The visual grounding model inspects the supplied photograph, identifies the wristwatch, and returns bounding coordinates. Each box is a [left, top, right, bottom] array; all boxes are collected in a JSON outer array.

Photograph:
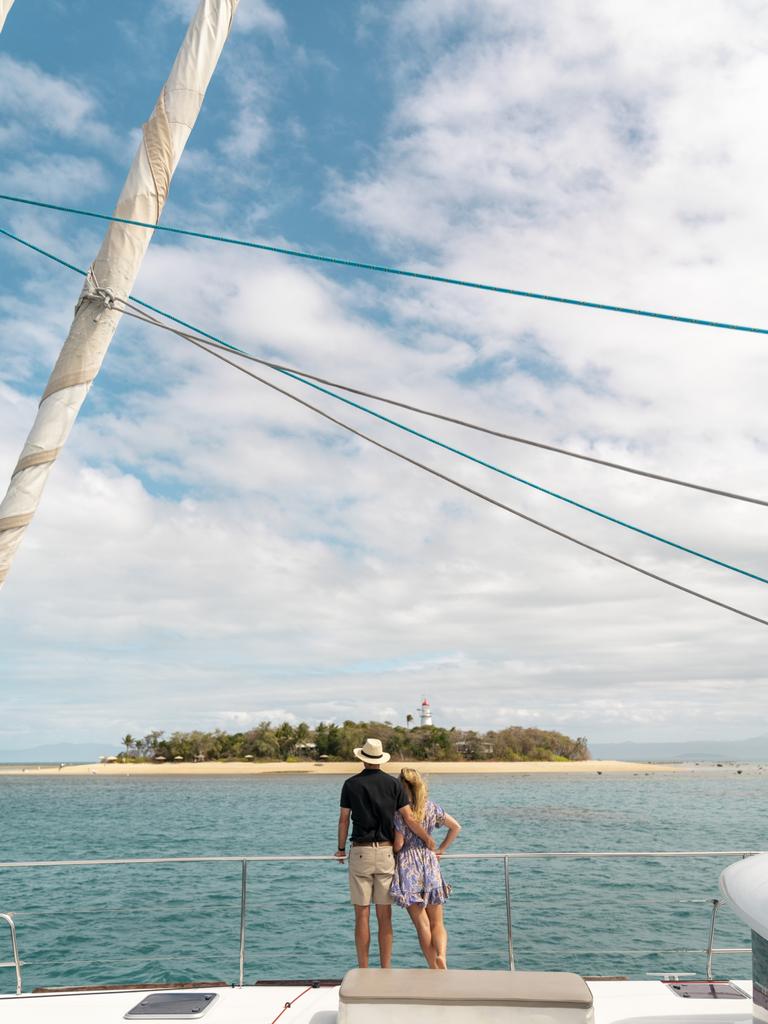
[[338, 846, 346, 852]]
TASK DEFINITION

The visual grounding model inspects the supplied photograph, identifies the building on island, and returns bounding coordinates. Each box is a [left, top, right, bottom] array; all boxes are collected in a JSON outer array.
[[455, 738, 495, 758]]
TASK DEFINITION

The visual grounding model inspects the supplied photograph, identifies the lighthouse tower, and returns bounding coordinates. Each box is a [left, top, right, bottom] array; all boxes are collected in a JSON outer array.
[[419, 698, 433, 727]]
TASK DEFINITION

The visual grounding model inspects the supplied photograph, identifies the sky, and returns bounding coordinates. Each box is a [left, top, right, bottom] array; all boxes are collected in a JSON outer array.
[[0, 0, 767, 751]]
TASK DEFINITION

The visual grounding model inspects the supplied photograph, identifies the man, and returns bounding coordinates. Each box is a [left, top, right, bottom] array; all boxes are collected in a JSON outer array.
[[334, 737, 435, 967]]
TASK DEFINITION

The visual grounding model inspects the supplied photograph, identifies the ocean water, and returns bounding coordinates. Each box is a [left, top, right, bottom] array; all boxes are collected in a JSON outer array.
[[0, 768, 765, 993]]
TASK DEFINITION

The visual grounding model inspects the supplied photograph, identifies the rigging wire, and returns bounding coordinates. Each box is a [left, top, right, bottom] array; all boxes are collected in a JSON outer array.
[[120, 307, 767, 508], [144, 317, 768, 630], [2, 224, 767, 627], [2, 223, 765, 511], [3, 191, 768, 338], [113, 296, 768, 588]]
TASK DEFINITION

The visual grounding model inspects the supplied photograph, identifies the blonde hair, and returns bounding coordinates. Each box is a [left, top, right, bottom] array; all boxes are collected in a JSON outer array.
[[400, 767, 429, 823]]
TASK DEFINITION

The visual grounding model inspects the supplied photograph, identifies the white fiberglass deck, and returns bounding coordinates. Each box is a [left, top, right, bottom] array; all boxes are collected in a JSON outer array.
[[0, 980, 756, 1024], [2, 985, 339, 1024], [591, 980, 753, 1024]]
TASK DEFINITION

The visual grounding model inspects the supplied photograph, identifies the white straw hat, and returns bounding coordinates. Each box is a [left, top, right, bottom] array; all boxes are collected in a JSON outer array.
[[353, 737, 391, 765]]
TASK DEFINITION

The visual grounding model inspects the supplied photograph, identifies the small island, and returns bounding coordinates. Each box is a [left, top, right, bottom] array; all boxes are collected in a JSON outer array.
[[0, 718, 679, 775], [115, 720, 591, 764]]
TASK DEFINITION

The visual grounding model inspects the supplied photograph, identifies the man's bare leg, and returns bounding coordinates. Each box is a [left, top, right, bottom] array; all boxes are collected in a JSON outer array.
[[375, 903, 393, 967], [426, 904, 447, 968], [354, 905, 371, 967], [407, 904, 437, 968]]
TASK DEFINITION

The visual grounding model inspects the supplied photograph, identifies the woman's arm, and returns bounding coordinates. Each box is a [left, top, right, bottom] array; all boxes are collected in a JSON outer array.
[[436, 812, 461, 858], [393, 828, 405, 853]]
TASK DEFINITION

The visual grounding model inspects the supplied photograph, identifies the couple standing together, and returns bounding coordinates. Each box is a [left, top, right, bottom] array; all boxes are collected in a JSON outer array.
[[334, 738, 461, 969]]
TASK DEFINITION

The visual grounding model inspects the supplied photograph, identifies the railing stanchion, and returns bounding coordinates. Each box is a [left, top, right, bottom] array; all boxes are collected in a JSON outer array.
[[504, 855, 515, 970], [0, 912, 23, 994], [705, 898, 720, 980], [239, 860, 248, 987]]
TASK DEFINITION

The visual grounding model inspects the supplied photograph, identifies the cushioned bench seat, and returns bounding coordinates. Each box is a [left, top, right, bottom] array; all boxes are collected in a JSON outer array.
[[338, 968, 594, 1024]]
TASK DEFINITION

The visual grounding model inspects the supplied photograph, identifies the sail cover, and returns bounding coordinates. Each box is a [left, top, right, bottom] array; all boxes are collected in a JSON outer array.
[[0, 0, 16, 33], [0, 0, 239, 586]]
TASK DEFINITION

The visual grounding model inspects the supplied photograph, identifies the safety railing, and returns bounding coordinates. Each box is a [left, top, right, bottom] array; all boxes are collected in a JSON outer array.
[[0, 913, 23, 995], [0, 849, 761, 994]]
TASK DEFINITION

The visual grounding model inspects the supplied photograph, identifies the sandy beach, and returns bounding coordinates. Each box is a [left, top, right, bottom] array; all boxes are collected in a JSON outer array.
[[0, 759, 680, 777]]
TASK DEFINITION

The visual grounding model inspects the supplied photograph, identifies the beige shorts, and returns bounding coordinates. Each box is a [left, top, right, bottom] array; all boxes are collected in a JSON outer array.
[[348, 844, 395, 906]]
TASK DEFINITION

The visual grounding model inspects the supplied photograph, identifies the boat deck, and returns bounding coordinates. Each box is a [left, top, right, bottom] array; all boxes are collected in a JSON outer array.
[[0, 979, 755, 1024]]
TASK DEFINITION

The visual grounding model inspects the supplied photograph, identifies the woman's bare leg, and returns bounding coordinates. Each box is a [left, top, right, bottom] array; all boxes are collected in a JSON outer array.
[[426, 904, 447, 968], [407, 904, 437, 968]]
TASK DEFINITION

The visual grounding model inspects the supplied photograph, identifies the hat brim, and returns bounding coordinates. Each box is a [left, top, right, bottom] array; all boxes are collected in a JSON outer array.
[[354, 747, 391, 765]]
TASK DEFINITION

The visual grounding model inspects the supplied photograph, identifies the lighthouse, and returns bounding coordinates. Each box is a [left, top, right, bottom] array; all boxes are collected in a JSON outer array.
[[419, 698, 433, 727]]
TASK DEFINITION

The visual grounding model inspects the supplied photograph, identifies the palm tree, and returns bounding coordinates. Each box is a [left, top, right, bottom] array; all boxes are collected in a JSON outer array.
[[121, 734, 135, 759], [406, 714, 413, 730], [275, 722, 297, 759]]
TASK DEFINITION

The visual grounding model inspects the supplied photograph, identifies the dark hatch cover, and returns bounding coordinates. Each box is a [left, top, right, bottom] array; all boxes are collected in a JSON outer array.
[[666, 981, 748, 1000], [124, 992, 219, 1018]]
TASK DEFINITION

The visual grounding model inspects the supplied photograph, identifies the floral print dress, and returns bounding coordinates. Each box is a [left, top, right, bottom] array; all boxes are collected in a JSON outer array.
[[390, 799, 452, 908]]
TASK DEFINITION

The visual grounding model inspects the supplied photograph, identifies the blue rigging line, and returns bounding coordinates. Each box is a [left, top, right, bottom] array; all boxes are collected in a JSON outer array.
[[1, 223, 766, 589], [2, 192, 768, 338]]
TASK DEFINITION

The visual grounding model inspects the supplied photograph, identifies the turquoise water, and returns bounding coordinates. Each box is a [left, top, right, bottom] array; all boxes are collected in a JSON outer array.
[[0, 769, 764, 993]]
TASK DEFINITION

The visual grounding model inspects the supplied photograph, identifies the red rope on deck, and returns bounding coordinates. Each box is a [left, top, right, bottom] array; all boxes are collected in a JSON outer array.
[[267, 984, 314, 1024]]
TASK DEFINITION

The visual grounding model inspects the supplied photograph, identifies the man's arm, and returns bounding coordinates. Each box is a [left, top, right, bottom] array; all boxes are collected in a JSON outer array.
[[335, 807, 351, 859], [399, 804, 436, 851]]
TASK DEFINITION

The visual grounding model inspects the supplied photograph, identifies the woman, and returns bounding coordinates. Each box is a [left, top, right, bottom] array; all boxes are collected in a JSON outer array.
[[390, 767, 461, 969]]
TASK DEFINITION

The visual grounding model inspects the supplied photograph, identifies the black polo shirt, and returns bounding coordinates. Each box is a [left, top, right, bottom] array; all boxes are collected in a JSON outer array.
[[340, 767, 410, 842]]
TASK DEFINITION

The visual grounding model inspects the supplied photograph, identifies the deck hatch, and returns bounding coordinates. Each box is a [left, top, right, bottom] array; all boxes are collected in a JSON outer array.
[[124, 992, 219, 1019], [665, 981, 748, 1000]]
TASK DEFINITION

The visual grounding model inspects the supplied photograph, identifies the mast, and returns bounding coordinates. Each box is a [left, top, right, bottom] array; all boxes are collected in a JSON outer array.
[[0, 0, 16, 33], [0, 0, 239, 587]]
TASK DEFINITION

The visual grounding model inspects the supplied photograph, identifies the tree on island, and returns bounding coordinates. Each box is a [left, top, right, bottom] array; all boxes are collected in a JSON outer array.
[[116, 720, 589, 764]]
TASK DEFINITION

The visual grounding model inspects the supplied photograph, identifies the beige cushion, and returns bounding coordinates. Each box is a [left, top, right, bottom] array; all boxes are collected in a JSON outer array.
[[339, 969, 593, 1008]]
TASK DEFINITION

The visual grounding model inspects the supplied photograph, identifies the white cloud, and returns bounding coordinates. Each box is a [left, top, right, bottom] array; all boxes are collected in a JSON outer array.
[[0, 154, 107, 203], [215, 709, 298, 725], [233, 0, 285, 36], [0, 54, 113, 147], [218, 69, 272, 160]]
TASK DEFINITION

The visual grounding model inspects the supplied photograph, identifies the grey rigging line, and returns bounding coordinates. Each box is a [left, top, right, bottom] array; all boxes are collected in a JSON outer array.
[[113, 298, 768, 586], [0, 225, 763, 623], [113, 299, 768, 629], [117, 300, 766, 509]]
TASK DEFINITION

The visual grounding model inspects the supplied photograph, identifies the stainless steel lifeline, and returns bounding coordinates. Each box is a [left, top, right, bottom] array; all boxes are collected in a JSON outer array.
[[0, 912, 23, 995], [0, 849, 761, 993]]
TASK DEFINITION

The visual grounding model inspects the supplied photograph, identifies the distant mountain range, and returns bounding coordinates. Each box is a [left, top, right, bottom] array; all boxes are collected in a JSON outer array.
[[0, 741, 117, 763], [590, 735, 768, 762]]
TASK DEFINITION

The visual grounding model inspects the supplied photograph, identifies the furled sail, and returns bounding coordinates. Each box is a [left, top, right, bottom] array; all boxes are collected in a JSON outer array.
[[0, 0, 16, 33], [0, 0, 239, 586]]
